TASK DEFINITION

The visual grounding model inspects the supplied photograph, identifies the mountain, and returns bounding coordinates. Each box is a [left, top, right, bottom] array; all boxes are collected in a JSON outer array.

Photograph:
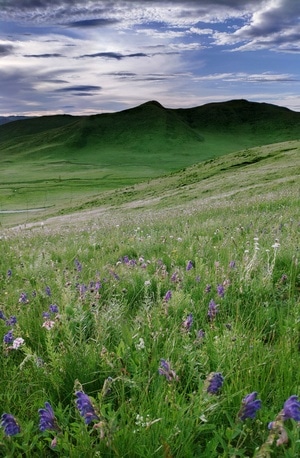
[[0, 99, 299, 170], [0, 115, 32, 126]]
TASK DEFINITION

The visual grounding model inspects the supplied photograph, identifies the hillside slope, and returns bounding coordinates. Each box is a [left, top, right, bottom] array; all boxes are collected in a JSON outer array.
[[0, 99, 299, 166]]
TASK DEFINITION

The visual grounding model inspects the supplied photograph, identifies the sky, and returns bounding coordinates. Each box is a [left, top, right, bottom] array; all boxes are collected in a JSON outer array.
[[0, 0, 300, 116]]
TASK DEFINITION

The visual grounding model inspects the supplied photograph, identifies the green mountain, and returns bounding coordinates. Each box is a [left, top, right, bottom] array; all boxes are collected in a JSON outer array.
[[1, 99, 299, 167]]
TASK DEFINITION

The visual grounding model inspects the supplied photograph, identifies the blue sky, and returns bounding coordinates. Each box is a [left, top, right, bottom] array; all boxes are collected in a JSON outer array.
[[0, 0, 299, 116]]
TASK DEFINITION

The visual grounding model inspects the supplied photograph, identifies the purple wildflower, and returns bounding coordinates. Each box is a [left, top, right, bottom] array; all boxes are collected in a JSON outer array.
[[182, 313, 193, 331], [186, 260, 193, 271], [196, 329, 205, 340], [5, 316, 17, 326], [1, 413, 20, 436], [75, 391, 99, 425], [42, 311, 51, 319], [45, 286, 51, 296], [205, 284, 211, 293], [19, 292, 28, 304], [7, 269, 12, 278], [171, 271, 179, 282], [3, 330, 14, 344], [282, 395, 300, 421], [0, 310, 6, 320], [158, 359, 178, 382], [164, 290, 172, 302], [217, 284, 225, 298], [207, 372, 224, 394], [207, 299, 219, 321], [49, 304, 59, 314], [238, 392, 262, 421], [75, 259, 82, 272], [195, 275, 201, 283], [229, 261, 236, 268], [280, 274, 288, 283], [110, 270, 120, 280], [95, 281, 101, 291], [38, 402, 59, 432]]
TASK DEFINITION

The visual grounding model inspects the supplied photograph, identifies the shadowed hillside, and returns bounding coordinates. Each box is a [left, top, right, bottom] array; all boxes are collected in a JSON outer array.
[[1, 100, 299, 165]]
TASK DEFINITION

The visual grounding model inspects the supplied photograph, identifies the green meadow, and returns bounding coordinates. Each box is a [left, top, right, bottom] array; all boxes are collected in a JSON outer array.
[[0, 100, 300, 457]]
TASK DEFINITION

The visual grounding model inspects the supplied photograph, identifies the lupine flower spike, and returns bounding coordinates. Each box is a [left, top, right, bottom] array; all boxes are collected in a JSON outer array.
[[158, 359, 178, 382], [75, 391, 100, 424], [206, 372, 224, 394], [256, 395, 300, 456], [1, 413, 21, 436], [182, 313, 193, 331], [207, 299, 219, 323], [238, 392, 262, 421], [38, 402, 60, 432]]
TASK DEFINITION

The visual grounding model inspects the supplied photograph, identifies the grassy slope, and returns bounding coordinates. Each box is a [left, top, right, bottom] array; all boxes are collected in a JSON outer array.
[[0, 130, 299, 457], [0, 100, 299, 224], [2, 139, 299, 230]]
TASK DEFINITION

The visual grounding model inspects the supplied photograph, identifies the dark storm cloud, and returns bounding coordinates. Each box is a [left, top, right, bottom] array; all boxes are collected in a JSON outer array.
[[24, 53, 63, 58], [77, 52, 148, 60], [55, 85, 102, 92], [67, 18, 119, 28], [0, 43, 15, 56]]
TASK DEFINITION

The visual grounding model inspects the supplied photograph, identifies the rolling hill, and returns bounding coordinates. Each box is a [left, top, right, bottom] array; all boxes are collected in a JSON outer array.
[[0, 99, 299, 226]]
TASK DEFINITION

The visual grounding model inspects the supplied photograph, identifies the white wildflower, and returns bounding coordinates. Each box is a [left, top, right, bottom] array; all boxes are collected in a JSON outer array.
[[12, 337, 25, 349]]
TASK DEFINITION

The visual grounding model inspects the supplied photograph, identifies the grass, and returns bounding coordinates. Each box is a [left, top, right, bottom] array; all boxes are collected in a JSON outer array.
[[0, 99, 299, 221], [0, 131, 299, 456]]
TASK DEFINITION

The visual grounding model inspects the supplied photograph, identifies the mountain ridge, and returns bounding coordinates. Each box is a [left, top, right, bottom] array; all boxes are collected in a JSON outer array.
[[0, 98, 299, 169]]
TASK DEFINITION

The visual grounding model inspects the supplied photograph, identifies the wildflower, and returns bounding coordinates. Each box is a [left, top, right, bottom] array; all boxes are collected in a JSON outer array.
[[5, 316, 17, 326], [75, 259, 82, 272], [75, 391, 99, 425], [42, 320, 55, 330], [45, 286, 51, 296], [217, 284, 225, 298], [164, 290, 172, 302], [19, 292, 28, 304], [7, 269, 12, 278], [272, 240, 280, 249], [12, 337, 25, 349], [186, 260, 193, 271], [3, 329, 14, 344], [205, 284, 211, 293], [282, 395, 300, 421], [38, 402, 59, 432], [1, 413, 21, 436], [207, 299, 219, 321], [49, 304, 59, 314], [42, 311, 51, 319], [158, 359, 178, 382], [135, 337, 145, 350], [238, 392, 262, 421], [229, 261, 236, 268], [182, 313, 193, 331], [0, 310, 6, 320], [280, 274, 288, 283], [206, 372, 224, 394], [171, 271, 179, 282], [144, 280, 151, 286], [195, 275, 201, 283], [196, 329, 205, 340]]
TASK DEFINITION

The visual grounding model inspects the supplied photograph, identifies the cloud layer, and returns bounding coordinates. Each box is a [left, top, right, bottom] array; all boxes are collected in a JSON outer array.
[[0, 0, 299, 115]]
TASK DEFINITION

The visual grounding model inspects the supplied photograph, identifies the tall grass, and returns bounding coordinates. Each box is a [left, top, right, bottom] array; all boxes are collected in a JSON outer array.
[[0, 178, 299, 457]]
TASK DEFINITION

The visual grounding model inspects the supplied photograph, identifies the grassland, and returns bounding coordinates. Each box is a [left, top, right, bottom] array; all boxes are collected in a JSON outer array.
[[0, 101, 300, 457], [0, 99, 299, 228]]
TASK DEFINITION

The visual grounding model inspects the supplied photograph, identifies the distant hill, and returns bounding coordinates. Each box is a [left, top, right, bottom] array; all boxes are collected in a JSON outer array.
[[0, 115, 32, 126], [0, 99, 299, 170]]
